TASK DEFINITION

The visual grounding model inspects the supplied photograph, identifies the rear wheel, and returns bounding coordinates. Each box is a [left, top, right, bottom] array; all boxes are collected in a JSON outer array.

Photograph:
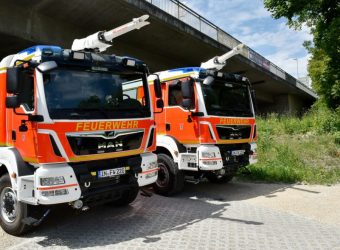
[[0, 174, 31, 236], [206, 172, 234, 184], [153, 154, 184, 196]]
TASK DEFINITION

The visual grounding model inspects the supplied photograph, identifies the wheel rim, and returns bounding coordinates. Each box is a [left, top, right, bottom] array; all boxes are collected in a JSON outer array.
[[156, 162, 170, 188], [1, 187, 18, 223]]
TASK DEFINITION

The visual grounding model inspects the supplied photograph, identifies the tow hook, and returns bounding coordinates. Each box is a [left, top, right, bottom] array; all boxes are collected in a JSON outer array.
[[81, 206, 90, 212], [140, 187, 153, 197], [217, 168, 226, 177], [70, 200, 90, 211], [185, 179, 200, 184], [185, 174, 203, 184], [22, 209, 51, 227]]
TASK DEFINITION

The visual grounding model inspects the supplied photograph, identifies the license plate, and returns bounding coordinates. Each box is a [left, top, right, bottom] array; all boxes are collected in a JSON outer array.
[[98, 167, 126, 178], [231, 150, 245, 156]]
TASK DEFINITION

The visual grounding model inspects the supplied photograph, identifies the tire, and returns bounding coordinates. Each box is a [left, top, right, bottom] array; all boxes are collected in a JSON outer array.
[[0, 174, 31, 236], [153, 154, 184, 196], [113, 187, 139, 206], [206, 172, 234, 184]]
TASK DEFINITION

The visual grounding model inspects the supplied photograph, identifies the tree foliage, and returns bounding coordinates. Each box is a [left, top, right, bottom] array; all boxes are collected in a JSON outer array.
[[263, 0, 340, 109]]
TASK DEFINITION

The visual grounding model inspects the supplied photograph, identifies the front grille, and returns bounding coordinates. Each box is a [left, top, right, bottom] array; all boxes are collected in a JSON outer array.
[[69, 155, 141, 203], [67, 130, 144, 155], [216, 125, 251, 140], [217, 143, 250, 167]]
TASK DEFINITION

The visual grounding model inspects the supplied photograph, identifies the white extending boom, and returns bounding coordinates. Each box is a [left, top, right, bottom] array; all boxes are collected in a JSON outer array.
[[200, 43, 246, 70], [71, 15, 150, 52]]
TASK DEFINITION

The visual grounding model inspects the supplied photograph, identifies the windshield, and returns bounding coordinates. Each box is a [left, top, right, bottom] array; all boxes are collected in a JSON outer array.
[[43, 68, 150, 119], [201, 79, 253, 117]]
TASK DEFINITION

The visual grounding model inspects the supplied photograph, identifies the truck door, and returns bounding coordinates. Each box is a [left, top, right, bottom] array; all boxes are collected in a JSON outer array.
[[164, 78, 199, 145], [7, 72, 38, 162]]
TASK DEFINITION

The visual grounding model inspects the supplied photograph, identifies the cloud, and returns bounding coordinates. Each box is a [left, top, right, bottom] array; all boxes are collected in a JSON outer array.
[[181, 0, 312, 78], [181, 0, 271, 34], [243, 23, 312, 77]]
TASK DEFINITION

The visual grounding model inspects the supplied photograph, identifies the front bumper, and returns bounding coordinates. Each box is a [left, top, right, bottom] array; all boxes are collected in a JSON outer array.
[[137, 153, 158, 187], [178, 143, 254, 172], [178, 145, 223, 171], [249, 142, 258, 165], [17, 153, 158, 205]]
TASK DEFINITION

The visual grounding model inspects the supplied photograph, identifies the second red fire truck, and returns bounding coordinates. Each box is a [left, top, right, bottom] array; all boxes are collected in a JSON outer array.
[[150, 44, 258, 195]]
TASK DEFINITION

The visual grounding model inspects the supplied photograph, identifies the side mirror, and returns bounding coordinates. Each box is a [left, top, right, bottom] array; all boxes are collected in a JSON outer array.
[[6, 96, 20, 108], [6, 67, 22, 94], [156, 99, 164, 109], [153, 76, 162, 99], [37, 61, 58, 73], [182, 99, 192, 109], [181, 79, 193, 98]]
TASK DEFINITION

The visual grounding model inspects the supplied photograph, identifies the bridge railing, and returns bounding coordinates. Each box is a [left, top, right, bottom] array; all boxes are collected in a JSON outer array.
[[145, 0, 312, 90]]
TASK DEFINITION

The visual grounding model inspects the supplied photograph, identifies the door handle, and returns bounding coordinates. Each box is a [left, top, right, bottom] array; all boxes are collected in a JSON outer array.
[[166, 123, 171, 131]]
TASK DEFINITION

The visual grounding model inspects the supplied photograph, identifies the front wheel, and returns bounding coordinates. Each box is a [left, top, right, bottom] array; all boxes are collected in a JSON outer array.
[[0, 174, 31, 236], [153, 154, 184, 196]]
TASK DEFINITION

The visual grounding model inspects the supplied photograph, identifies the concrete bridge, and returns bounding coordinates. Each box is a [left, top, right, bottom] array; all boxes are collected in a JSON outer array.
[[0, 0, 317, 114]]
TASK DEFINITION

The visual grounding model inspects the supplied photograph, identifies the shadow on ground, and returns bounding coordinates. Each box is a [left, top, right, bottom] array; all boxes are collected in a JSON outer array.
[[4, 180, 297, 249]]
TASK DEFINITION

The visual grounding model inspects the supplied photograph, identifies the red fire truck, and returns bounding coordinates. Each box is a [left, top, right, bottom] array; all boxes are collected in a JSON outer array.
[[150, 44, 257, 195], [0, 16, 162, 235]]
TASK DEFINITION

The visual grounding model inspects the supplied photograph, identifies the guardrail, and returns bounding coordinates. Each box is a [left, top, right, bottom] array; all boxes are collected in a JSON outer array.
[[145, 0, 312, 91]]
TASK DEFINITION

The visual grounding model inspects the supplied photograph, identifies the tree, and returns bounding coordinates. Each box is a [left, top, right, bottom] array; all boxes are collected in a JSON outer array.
[[263, 0, 340, 109]]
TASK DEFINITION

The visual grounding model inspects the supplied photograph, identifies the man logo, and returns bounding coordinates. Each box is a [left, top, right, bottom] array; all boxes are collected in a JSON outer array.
[[230, 132, 242, 138], [98, 140, 123, 150]]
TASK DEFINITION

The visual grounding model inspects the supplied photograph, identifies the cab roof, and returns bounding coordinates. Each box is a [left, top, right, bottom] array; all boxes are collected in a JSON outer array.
[[157, 67, 247, 84], [1, 45, 146, 70]]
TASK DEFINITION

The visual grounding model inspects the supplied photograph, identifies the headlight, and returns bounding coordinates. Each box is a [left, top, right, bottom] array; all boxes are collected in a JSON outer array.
[[40, 176, 65, 186], [201, 152, 216, 158], [202, 160, 218, 165]]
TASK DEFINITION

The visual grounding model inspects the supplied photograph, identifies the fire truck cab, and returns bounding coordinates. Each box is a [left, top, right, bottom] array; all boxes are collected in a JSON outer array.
[[151, 61, 257, 195], [0, 16, 161, 235]]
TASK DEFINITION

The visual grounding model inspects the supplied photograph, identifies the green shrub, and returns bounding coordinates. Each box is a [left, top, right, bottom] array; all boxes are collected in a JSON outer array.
[[239, 106, 340, 184]]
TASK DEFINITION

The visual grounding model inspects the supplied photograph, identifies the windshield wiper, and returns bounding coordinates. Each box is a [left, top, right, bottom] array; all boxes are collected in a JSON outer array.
[[118, 106, 148, 116], [80, 108, 110, 118], [209, 108, 236, 116]]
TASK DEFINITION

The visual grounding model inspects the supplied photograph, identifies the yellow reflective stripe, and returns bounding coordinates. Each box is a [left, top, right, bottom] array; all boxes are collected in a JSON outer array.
[[180, 140, 200, 144], [69, 149, 144, 162], [23, 157, 39, 163], [217, 139, 251, 144], [161, 73, 192, 82], [15, 54, 35, 66], [148, 73, 193, 85]]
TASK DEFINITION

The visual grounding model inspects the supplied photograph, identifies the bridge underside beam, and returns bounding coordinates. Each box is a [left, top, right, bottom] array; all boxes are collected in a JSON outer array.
[[0, 0, 315, 114]]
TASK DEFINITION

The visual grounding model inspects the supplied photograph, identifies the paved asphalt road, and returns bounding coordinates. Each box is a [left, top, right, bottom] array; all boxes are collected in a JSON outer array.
[[1, 181, 340, 250]]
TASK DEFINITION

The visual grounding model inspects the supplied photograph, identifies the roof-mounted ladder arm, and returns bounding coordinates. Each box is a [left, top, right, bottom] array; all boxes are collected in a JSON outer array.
[[71, 15, 150, 52], [200, 43, 246, 71]]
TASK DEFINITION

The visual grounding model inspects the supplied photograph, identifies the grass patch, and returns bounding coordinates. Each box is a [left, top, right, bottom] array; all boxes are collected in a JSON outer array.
[[238, 106, 340, 184]]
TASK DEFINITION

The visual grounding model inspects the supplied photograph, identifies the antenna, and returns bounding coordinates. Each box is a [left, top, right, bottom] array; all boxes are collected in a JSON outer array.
[[71, 15, 150, 52], [200, 44, 246, 70]]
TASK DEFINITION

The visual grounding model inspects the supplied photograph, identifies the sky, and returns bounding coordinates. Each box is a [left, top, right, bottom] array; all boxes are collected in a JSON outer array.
[[180, 0, 312, 79]]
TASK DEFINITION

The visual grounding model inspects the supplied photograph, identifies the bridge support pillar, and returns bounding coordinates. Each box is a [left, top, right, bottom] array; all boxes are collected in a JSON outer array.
[[272, 94, 305, 115]]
